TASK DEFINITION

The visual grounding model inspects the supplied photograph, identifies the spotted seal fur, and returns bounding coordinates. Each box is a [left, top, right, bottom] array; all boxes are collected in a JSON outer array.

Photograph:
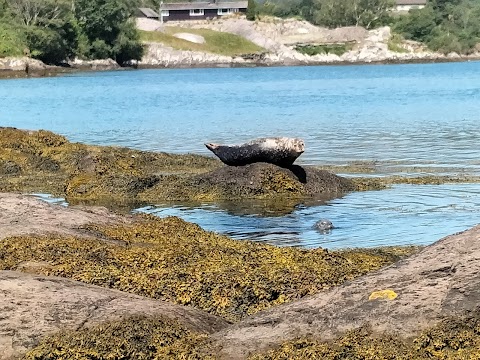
[[205, 137, 304, 167]]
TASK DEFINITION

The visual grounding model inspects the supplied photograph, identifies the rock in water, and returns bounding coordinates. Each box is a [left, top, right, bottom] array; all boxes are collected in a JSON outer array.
[[205, 137, 305, 167]]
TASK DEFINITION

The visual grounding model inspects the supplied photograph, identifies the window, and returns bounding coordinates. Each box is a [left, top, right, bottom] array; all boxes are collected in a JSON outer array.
[[217, 8, 239, 15], [161, 10, 169, 16], [189, 9, 204, 16]]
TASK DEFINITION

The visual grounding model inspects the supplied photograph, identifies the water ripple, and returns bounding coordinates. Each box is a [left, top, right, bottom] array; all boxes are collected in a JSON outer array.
[[138, 184, 480, 249]]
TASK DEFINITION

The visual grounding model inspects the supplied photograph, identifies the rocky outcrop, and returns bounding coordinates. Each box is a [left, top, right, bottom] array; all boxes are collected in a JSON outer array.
[[2, 18, 479, 77], [0, 193, 131, 240], [0, 270, 228, 360], [68, 58, 120, 70], [141, 18, 480, 67], [0, 193, 229, 360], [140, 41, 244, 67], [0, 57, 50, 77], [211, 224, 480, 359]]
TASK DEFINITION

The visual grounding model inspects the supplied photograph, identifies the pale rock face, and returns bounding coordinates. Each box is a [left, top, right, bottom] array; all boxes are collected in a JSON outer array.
[[140, 42, 236, 67], [69, 58, 120, 69], [138, 18, 468, 67], [0, 57, 46, 71], [173, 32, 206, 44]]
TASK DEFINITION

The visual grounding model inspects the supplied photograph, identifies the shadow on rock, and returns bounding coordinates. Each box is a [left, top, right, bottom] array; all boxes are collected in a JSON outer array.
[[140, 162, 355, 202]]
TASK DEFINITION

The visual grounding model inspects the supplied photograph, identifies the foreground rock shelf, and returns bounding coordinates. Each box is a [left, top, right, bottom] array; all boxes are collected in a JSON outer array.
[[1, 193, 479, 358], [0, 271, 228, 360], [213, 225, 480, 358], [0, 193, 417, 358]]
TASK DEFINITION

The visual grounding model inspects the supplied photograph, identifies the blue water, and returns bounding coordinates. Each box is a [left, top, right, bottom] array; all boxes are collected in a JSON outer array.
[[138, 183, 480, 249], [3, 61, 480, 248]]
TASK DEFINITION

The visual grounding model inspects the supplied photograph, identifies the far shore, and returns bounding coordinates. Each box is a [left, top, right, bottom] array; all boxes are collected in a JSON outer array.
[[1, 55, 479, 80]]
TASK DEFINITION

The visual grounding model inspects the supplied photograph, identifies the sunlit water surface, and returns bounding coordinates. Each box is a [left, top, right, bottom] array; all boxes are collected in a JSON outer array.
[[3, 62, 480, 248]]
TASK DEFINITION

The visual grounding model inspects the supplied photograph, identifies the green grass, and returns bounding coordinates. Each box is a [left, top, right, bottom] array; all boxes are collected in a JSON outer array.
[[388, 33, 408, 53], [139, 27, 264, 56]]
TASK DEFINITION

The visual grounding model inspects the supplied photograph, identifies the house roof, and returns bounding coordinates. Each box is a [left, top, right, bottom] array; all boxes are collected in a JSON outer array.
[[138, 7, 159, 17], [160, 1, 247, 11], [395, 0, 427, 5]]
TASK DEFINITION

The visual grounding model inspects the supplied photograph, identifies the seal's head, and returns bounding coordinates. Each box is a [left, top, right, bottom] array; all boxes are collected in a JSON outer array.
[[291, 138, 305, 155], [314, 219, 334, 233], [205, 143, 220, 153], [280, 137, 304, 155]]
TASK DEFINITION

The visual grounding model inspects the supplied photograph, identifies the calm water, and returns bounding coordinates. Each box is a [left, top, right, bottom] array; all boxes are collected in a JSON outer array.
[[3, 62, 480, 248]]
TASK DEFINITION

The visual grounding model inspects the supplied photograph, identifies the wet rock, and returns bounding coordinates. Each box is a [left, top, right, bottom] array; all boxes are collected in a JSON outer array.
[[140, 163, 355, 201]]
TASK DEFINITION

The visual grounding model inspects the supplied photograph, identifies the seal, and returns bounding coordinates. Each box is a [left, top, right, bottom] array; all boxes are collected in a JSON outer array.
[[205, 137, 305, 167], [314, 219, 334, 232]]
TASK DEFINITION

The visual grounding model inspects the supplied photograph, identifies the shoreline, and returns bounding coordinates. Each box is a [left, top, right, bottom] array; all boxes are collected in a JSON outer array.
[[1, 55, 479, 79]]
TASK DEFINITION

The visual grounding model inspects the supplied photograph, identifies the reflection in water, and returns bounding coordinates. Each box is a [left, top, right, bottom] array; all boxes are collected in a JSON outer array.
[[138, 184, 480, 249], [176, 194, 342, 217], [33, 183, 480, 250]]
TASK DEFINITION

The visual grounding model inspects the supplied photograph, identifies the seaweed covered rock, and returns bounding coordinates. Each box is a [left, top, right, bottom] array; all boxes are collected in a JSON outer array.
[[24, 315, 214, 360], [211, 225, 480, 359], [140, 163, 355, 201], [0, 216, 413, 323], [250, 312, 480, 359], [0, 127, 219, 198], [0, 271, 227, 360], [0, 128, 354, 203]]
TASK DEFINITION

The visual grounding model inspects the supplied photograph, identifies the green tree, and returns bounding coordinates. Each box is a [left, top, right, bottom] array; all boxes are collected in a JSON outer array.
[[74, 0, 143, 63], [0, 23, 26, 57], [394, 6, 437, 41], [113, 20, 144, 64], [247, 0, 257, 20], [313, 0, 393, 29], [393, 0, 480, 54]]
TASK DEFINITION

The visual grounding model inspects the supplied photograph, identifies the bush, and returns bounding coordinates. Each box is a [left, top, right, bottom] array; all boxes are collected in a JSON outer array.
[[25, 27, 69, 64], [0, 23, 26, 57], [113, 21, 144, 64], [90, 38, 111, 59], [247, 0, 257, 20], [295, 43, 352, 56]]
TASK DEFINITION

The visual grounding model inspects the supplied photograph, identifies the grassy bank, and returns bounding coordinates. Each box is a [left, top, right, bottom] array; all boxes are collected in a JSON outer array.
[[140, 27, 264, 56]]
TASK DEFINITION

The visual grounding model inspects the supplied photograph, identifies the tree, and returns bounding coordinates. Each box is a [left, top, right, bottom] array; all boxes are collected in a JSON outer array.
[[393, 0, 480, 54], [394, 6, 437, 41], [313, 0, 393, 29], [6, 0, 70, 26], [74, 0, 143, 62], [247, 0, 256, 20]]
